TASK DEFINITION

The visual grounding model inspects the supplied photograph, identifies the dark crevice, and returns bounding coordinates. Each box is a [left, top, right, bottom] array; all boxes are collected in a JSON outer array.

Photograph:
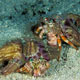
[[8, 16, 13, 19], [38, 10, 46, 15], [2, 60, 9, 67], [21, 9, 28, 15]]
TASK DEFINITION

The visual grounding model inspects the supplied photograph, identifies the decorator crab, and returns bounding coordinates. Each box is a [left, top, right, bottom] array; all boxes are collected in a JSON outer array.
[[0, 39, 60, 77], [31, 13, 80, 52]]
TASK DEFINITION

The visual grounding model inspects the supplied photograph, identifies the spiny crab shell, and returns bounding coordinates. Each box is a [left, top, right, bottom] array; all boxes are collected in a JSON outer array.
[[22, 39, 50, 61], [0, 40, 23, 75], [0, 38, 60, 77], [17, 39, 60, 76], [0, 40, 22, 63]]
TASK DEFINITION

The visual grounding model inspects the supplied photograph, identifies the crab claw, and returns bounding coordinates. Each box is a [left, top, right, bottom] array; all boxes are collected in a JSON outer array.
[[62, 24, 80, 47], [33, 61, 50, 77], [16, 59, 50, 77], [33, 68, 41, 77], [0, 59, 24, 75]]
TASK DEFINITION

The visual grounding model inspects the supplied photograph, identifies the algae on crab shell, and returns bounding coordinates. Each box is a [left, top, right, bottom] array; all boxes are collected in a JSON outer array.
[[0, 0, 80, 80]]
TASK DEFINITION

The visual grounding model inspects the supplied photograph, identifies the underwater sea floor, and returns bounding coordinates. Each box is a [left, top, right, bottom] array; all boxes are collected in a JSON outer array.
[[0, 0, 80, 80]]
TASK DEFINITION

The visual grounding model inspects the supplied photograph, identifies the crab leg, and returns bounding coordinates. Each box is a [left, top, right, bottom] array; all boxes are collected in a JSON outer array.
[[36, 27, 43, 34], [17, 66, 30, 73], [57, 36, 62, 51], [60, 33, 78, 50], [17, 60, 50, 77], [16, 62, 32, 74]]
